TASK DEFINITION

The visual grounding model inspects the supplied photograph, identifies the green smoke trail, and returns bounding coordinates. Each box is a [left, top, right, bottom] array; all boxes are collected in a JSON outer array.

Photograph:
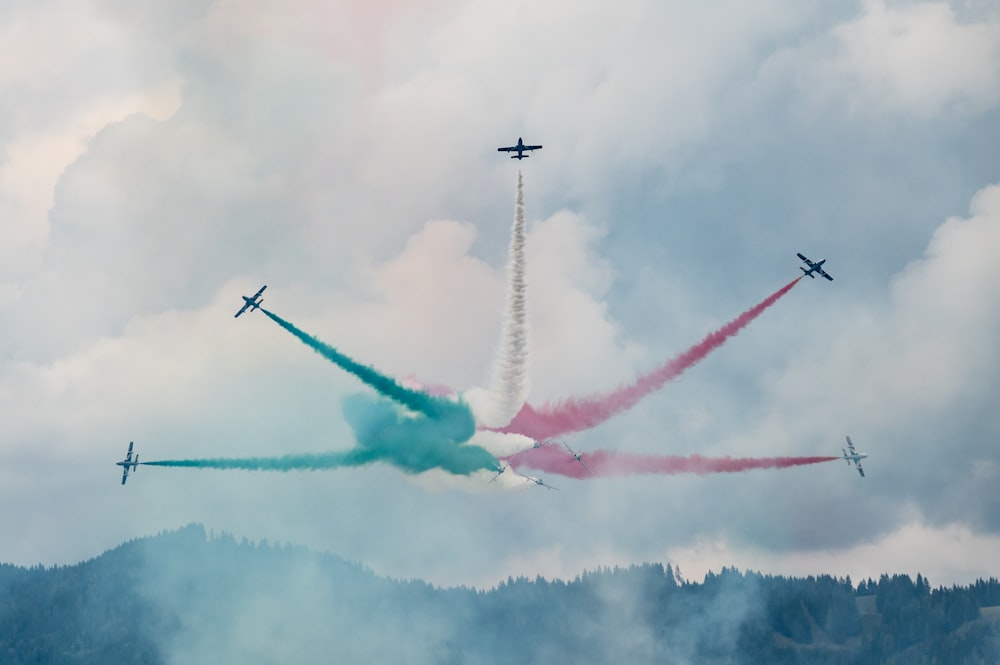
[[143, 394, 499, 476], [142, 452, 358, 471], [261, 308, 471, 436], [143, 310, 495, 477]]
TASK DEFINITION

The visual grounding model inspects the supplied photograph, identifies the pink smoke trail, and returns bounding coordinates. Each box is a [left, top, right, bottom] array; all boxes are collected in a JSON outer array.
[[505, 444, 838, 479], [497, 277, 802, 440]]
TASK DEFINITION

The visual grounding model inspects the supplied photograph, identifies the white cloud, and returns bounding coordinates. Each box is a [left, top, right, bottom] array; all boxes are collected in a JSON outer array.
[[524, 210, 647, 399], [0, 191, 639, 564], [0, 4, 118, 92], [0, 0, 183, 275], [2, 0, 999, 590], [771, 181, 1000, 425], [668, 521, 1000, 587], [0, 82, 181, 247], [834, 1, 1000, 115], [740, 181, 1000, 548]]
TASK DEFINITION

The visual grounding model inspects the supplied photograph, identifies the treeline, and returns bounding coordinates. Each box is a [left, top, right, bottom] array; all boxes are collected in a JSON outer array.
[[0, 525, 997, 664]]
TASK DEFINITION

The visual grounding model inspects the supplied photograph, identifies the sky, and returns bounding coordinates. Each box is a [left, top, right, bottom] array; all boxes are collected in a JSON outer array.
[[1, 0, 999, 591]]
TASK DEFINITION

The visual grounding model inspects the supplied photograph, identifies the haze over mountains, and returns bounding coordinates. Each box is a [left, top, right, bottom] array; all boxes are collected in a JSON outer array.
[[2, 526, 998, 664]]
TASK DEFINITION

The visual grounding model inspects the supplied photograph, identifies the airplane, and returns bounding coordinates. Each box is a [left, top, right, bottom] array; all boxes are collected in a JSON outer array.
[[842, 435, 868, 478], [488, 463, 508, 484], [797, 253, 834, 281], [234, 285, 267, 318], [497, 137, 542, 160], [562, 441, 592, 473], [517, 472, 558, 490], [532, 438, 555, 449], [116, 441, 139, 486]]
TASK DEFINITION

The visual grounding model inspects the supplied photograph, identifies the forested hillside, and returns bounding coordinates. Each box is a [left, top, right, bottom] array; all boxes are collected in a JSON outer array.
[[1, 525, 997, 664]]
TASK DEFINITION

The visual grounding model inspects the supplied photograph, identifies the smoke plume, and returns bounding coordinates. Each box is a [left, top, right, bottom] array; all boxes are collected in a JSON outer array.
[[506, 444, 838, 478], [262, 308, 471, 438], [144, 394, 498, 476], [466, 170, 530, 427], [498, 278, 802, 439]]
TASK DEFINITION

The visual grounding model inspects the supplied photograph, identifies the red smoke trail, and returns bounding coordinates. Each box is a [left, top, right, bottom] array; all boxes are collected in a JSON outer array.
[[505, 444, 838, 479], [497, 277, 802, 440]]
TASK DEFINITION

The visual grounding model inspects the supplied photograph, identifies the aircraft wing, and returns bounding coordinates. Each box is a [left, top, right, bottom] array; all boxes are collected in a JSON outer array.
[[497, 146, 516, 152], [821, 269, 834, 281], [856, 463, 865, 478], [121, 468, 129, 485], [252, 285, 267, 299], [234, 302, 251, 318], [846, 436, 857, 455], [796, 252, 809, 262], [523, 144, 542, 150]]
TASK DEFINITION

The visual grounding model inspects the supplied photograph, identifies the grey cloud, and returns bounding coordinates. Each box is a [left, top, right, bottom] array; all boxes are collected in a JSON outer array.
[[2, 0, 1000, 589]]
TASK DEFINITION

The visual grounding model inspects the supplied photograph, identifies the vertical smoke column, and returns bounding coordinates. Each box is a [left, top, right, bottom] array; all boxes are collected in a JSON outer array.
[[466, 170, 530, 427]]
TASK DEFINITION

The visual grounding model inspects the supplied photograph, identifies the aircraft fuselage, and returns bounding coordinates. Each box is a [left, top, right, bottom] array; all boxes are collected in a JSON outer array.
[[498, 137, 542, 160]]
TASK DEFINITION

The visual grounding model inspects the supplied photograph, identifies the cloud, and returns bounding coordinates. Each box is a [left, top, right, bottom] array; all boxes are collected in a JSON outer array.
[[832, 0, 1000, 115], [524, 210, 646, 399], [752, 181, 1000, 542], [0, 2, 184, 276], [668, 521, 1000, 587], [0, 80, 181, 250], [885, 183, 1000, 402], [0, 185, 633, 564], [760, 1, 1000, 119], [2, 0, 999, 591], [774, 182, 1000, 420]]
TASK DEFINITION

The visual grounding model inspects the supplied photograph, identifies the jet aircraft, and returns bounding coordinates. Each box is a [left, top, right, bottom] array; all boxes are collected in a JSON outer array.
[[498, 137, 542, 160], [234, 285, 267, 318], [842, 436, 868, 478], [797, 253, 834, 281], [518, 472, 558, 490], [488, 463, 508, 484], [116, 441, 139, 486], [562, 441, 592, 473]]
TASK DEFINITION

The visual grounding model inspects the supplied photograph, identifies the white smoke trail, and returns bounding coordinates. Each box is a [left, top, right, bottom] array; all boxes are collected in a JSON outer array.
[[465, 170, 530, 427]]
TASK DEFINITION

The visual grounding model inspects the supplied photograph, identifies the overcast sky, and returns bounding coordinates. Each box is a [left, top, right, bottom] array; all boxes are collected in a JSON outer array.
[[1, 0, 999, 589]]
